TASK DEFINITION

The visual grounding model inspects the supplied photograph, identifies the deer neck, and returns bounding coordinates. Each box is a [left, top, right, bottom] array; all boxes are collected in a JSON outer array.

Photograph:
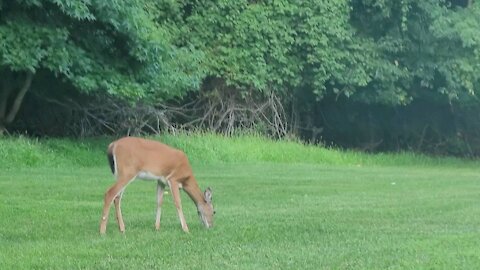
[[183, 178, 207, 207]]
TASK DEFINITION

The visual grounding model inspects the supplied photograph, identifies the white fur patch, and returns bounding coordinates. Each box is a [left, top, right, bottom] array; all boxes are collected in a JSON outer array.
[[111, 144, 118, 177], [137, 171, 168, 186]]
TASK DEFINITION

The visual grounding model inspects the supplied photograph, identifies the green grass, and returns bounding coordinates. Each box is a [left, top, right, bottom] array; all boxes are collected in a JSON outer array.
[[1, 133, 479, 168], [1, 134, 480, 269]]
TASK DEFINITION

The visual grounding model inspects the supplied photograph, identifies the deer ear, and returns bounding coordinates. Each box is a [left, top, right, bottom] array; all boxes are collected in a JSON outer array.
[[204, 187, 213, 203]]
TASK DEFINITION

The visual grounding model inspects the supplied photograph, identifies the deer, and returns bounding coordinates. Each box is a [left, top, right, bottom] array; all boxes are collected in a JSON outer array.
[[99, 136, 214, 234]]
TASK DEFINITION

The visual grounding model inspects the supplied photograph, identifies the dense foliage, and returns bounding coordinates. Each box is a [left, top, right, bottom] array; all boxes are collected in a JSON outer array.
[[0, 0, 203, 132], [1, 0, 480, 155]]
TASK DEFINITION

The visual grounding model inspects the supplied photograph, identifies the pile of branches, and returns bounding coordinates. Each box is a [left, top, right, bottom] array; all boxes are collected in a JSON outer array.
[[162, 88, 287, 137], [34, 96, 173, 137], [30, 87, 288, 138]]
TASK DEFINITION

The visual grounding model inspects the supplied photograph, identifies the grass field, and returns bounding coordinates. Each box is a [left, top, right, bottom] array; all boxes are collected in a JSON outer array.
[[1, 135, 480, 269]]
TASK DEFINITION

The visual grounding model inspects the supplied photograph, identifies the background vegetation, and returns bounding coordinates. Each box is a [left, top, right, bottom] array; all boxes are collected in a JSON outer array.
[[2, 133, 479, 170], [2, 0, 480, 156]]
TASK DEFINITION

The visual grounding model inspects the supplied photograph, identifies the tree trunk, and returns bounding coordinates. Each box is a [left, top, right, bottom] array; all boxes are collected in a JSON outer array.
[[5, 71, 33, 124], [0, 71, 34, 135], [0, 74, 12, 135], [0, 73, 12, 123], [0, 124, 6, 135]]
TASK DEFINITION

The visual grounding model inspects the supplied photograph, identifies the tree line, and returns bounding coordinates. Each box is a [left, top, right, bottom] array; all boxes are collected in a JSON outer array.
[[1, 0, 480, 156]]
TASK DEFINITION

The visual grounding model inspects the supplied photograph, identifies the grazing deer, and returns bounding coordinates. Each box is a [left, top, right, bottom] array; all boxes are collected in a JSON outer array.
[[99, 137, 214, 234]]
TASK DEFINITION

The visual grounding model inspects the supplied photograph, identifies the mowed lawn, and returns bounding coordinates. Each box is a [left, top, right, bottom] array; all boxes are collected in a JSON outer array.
[[1, 163, 479, 269]]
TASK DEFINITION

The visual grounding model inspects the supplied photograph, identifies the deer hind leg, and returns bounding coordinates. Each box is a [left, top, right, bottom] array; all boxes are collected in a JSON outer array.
[[100, 173, 136, 234], [155, 181, 165, 230], [169, 180, 189, 233], [114, 191, 125, 232]]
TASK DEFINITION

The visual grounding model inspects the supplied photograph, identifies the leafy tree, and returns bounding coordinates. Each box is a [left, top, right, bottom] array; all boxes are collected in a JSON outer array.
[[3, 0, 480, 156], [322, 0, 480, 153], [350, 0, 480, 104], [0, 0, 203, 133], [160, 0, 387, 135]]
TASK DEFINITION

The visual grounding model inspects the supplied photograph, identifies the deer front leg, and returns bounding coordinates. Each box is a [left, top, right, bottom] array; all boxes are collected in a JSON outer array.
[[155, 181, 165, 230], [169, 181, 189, 233]]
